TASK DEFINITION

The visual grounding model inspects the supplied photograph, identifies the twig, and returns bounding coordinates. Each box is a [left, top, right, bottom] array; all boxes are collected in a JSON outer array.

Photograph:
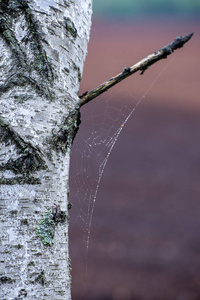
[[80, 33, 193, 106]]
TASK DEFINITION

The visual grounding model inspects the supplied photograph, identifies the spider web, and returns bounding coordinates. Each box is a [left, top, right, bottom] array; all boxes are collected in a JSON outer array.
[[69, 60, 172, 252], [70, 94, 138, 247]]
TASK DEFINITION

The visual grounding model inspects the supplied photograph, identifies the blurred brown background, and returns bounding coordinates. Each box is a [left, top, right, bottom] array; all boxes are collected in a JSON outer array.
[[69, 11, 200, 300]]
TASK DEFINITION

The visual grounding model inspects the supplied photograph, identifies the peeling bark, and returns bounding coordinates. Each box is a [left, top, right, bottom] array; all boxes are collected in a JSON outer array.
[[0, 1, 92, 299]]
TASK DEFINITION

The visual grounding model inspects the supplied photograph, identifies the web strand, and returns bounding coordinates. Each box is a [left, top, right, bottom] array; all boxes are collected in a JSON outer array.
[[70, 53, 178, 255]]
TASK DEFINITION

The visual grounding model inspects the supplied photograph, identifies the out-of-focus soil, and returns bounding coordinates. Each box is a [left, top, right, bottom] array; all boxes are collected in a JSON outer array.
[[69, 20, 200, 300]]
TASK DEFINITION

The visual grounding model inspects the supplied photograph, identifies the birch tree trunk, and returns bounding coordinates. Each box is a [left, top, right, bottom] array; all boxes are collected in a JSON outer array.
[[0, 1, 92, 299]]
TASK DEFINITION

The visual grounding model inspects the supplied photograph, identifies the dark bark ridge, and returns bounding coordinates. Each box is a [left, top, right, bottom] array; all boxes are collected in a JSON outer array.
[[0, 118, 46, 184], [0, 0, 54, 99], [0, 1, 81, 184], [50, 107, 81, 154]]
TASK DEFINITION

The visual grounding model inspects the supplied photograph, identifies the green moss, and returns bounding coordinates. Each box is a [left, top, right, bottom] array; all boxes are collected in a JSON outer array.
[[63, 17, 77, 38], [36, 211, 55, 246], [36, 206, 67, 246]]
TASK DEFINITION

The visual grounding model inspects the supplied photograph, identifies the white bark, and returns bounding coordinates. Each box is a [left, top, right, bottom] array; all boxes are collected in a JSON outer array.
[[0, 1, 92, 299]]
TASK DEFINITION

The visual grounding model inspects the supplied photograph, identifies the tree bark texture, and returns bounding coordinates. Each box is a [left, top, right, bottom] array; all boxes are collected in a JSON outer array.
[[0, 1, 92, 299]]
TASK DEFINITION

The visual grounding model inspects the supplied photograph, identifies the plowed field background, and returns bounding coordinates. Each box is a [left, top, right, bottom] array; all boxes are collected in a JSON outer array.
[[69, 20, 200, 300]]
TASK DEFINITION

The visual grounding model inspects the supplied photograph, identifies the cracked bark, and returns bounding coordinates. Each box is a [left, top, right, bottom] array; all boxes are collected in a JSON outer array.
[[0, 1, 92, 299]]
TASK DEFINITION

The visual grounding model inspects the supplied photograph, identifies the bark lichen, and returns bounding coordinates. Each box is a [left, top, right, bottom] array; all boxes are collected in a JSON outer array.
[[36, 205, 67, 246], [36, 211, 55, 246], [63, 17, 77, 38]]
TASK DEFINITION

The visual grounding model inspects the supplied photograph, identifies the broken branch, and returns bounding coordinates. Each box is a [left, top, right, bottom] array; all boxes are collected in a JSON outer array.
[[80, 33, 193, 107]]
